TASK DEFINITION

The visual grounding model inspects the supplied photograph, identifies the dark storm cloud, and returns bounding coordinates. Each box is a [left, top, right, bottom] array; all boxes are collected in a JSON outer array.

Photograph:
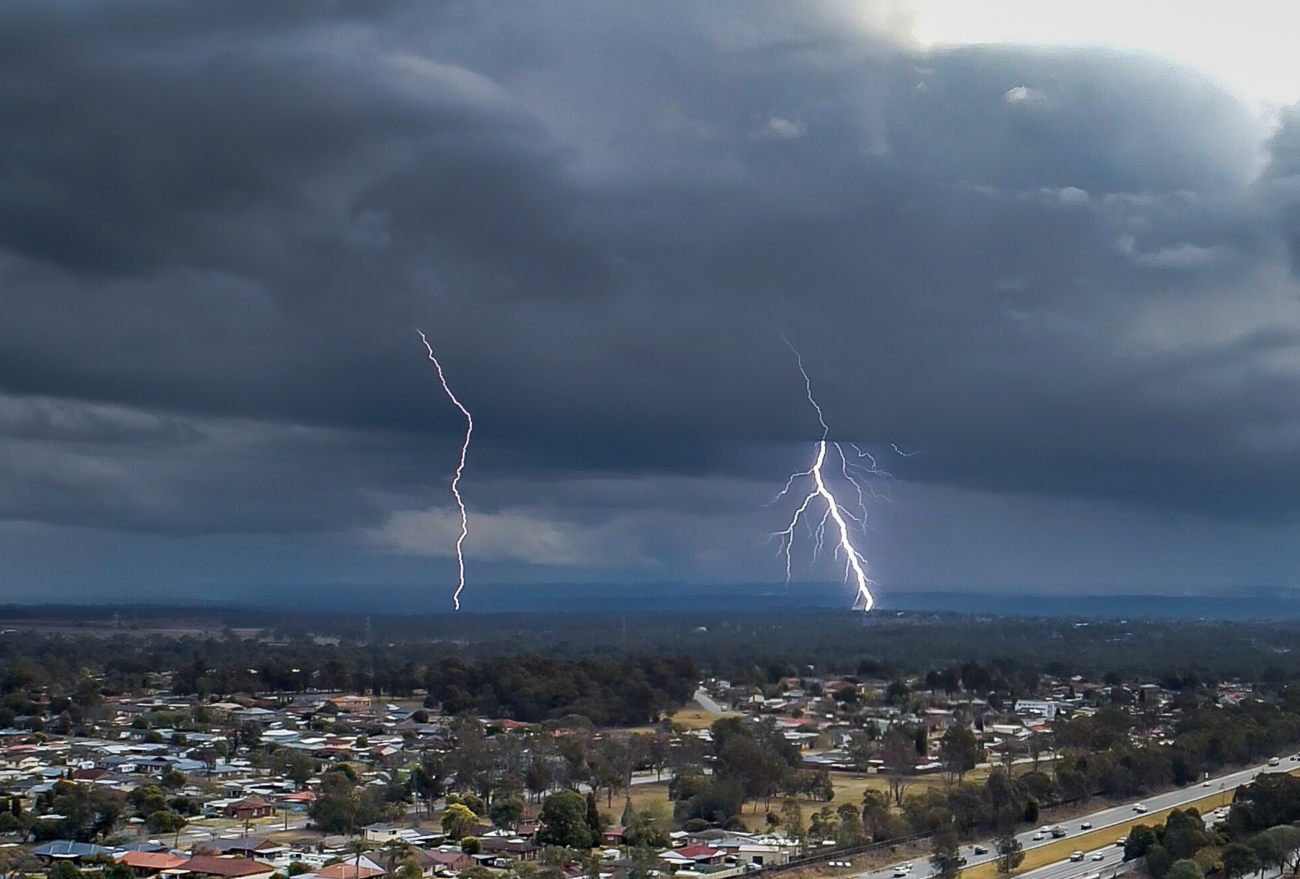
[[2, 0, 1300, 592]]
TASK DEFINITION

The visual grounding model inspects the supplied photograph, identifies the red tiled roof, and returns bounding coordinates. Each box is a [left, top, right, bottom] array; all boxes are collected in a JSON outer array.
[[671, 846, 720, 860], [182, 857, 275, 878], [118, 852, 187, 871]]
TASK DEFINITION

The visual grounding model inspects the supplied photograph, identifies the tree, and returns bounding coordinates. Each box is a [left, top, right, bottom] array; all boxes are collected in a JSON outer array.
[[1260, 824, 1300, 873], [861, 790, 892, 842], [146, 810, 187, 834], [1248, 831, 1286, 876], [48, 863, 81, 879], [882, 729, 913, 806], [442, 803, 479, 840], [930, 824, 963, 879], [1146, 845, 1173, 879], [585, 791, 602, 836], [490, 796, 524, 829], [0, 846, 41, 878], [780, 798, 805, 849], [940, 726, 981, 784], [1222, 843, 1262, 879], [835, 802, 865, 847], [537, 791, 596, 850], [461, 837, 482, 855], [1164, 861, 1203, 879], [1125, 825, 1157, 861], [995, 822, 1024, 874], [271, 749, 316, 789]]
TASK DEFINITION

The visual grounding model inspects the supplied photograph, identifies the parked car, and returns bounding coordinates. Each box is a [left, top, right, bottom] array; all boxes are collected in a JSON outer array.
[[973, 846, 988, 855]]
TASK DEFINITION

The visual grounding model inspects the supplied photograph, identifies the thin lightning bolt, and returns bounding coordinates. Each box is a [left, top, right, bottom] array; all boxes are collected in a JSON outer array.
[[417, 329, 473, 611], [770, 336, 879, 612]]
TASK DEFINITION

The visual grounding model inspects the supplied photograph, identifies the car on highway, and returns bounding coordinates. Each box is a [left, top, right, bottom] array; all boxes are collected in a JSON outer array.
[[973, 846, 988, 855], [1091, 853, 1105, 861], [1133, 803, 1148, 812], [1115, 839, 1126, 847], [1080, 822, 1093, 830], [893, 868, 907, 876], [1270, 757, 1281, 766], [1032, 832, 1046, 840], [1070, 852, 1085, 862]]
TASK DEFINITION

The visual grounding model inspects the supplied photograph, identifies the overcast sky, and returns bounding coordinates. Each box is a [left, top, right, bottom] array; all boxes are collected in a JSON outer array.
[[5, 1, 1300, 608]]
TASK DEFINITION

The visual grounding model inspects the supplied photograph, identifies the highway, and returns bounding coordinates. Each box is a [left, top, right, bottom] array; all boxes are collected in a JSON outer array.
[[844, 757, 1298, 879]]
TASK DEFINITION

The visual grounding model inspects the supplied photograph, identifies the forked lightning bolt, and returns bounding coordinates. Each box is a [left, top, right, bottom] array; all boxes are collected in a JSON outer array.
[[417, 329, 473, 611], [770, 337, 885, 612]]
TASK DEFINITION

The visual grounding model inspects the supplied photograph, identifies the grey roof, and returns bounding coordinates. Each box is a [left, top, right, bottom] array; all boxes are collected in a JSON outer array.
[[32, 841, 114, 859]]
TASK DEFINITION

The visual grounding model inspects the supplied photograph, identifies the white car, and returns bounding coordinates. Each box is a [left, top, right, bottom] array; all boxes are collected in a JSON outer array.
[[1091, 853, 1105, 861], [1080, 822, 1093, 830], [893, 869, 907, 877], [1133, 803, 1148, 813], [1032, 832, 1046, 841], [1202, 780, 1211, 787]]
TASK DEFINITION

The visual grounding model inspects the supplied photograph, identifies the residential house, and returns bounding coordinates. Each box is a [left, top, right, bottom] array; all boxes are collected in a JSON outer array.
[[31, 841, 114, 865], [479, 837, 540, 861], [224, 795, 275, 820], [419, 849, 474, 875], [115, 852, 188, 875], [314, 857, 386, 879], [181, 856, 278, 879]]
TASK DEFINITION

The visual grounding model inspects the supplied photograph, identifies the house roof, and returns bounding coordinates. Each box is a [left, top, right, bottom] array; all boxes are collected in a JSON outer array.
[[421, 850, 472, 867], [315, 863, 385, 879], [230, 795, 272, 808], [670, 846, 720, 860], [32, 841, 113, 859], [182, 856, 276, 878], [118, 852, 188, 871]]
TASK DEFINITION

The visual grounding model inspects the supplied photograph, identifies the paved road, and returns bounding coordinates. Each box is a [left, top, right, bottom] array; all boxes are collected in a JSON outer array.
[[846, 758, 1297, 879]]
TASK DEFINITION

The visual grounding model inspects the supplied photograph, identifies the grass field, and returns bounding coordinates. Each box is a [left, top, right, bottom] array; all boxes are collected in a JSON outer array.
[[623, 762, 1060, 824], [672, 705, 739, 730]]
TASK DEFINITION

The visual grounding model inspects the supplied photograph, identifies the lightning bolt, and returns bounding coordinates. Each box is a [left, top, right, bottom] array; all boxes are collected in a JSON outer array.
[[769, 336, 880, 612], [417, 329, 473, 611]]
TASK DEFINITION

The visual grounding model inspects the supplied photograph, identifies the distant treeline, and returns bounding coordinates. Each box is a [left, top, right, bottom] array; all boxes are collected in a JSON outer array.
[[0, 629, 697, 726], [6, 607, 1300, 715]]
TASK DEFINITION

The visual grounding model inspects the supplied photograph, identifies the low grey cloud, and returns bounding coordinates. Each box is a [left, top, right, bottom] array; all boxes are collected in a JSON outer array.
[[1, 0, 1299, 599]]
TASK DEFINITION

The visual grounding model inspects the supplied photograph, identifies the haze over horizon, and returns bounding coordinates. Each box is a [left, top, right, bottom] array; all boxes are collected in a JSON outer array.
[[5, 2, 1300, 606]]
